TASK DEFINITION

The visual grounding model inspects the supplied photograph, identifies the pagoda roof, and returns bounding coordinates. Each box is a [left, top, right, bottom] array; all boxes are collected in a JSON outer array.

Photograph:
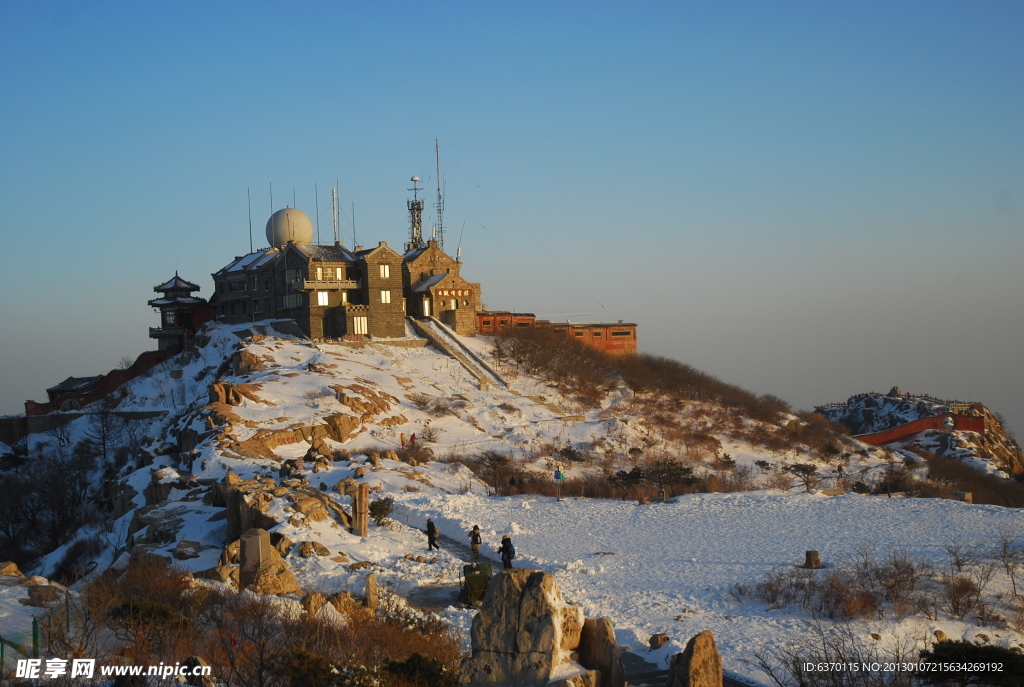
[[154, 274, 200, 293], [148, 296, 204, 307]]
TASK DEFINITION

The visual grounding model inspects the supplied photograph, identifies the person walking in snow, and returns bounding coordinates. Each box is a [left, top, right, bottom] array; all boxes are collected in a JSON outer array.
[[469, 525, 482, 560], [400, 433, 407, 448], [498, 534, 515, 570], [426, 518, 440, 551]]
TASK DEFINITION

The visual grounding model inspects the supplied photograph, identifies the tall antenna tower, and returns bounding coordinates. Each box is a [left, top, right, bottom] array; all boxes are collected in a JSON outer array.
[[331, 186, 339, 244], [434, 138, 445, 250], [407, 176, 425, 250]]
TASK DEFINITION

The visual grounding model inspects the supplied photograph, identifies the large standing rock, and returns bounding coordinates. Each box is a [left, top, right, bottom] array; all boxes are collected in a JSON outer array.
[[578, 618, 625, 687], [365, 572, 379, 611], [664, 631, 723, 687], [239, 528, 301, 595], [461, 570, 585, 686]]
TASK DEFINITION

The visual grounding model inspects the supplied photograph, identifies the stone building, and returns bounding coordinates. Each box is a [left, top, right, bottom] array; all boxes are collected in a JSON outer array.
[[403, 239, 481, 335], [211, 208, 450, 339]]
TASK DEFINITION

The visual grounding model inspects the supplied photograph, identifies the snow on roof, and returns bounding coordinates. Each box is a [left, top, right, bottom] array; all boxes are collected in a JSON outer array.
[[403, 247, 427, 261], [297, 244, 357, 262], [148, 296, 203, 307], [412, 273, 448, 293], [225, 250, 272, 273], [153, 275, 200, 292]]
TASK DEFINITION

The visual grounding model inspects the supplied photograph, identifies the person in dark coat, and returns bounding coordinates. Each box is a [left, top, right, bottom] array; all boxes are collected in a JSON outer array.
[[426, 518, 440, 551], [469, 525, 482, 560], [498, 534, 515, 570]]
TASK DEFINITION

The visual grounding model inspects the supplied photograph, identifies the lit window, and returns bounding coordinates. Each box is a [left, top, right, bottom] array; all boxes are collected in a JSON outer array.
[[336, 267, 343, 280], [341, 291, 348, 304], [380, 264, 390, 279], [381, 290, 391, 304], [352, 316, 368, 335], [316, 267, 323, 280], [317, 291, 329, 306]]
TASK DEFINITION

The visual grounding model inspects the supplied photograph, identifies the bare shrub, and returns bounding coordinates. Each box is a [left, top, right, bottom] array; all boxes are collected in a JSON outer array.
[[497, 402, 522, 417], [755, 622, 918, 687], [926, 452, 1024, 507], [429, 398, 457, 417], [420, 421, 443, 443], [408, 393, 433, 411], [765, 471, 793, 491]]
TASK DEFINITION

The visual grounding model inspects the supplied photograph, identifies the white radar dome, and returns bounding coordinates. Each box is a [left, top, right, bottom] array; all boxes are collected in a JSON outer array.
[[266, 208, 314, 248]]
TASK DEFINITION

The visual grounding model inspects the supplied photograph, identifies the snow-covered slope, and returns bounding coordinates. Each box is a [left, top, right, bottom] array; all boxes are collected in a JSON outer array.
[[8, 323, 1024, 683], [817, 391, 1023, 476]]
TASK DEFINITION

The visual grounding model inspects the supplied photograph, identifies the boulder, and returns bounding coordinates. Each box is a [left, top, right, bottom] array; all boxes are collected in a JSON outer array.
[[174, 540, 203, 560], [270, 533, 294, 557], [649, 633, 670, 649], [239, 528, 301, 595], [234, 350, 267, 375], [384, 450, 399, 462], [664, 631, 722, 687], [220, 540, 241, 565], [301, 592, 328, 616], [933, 630, 947, 643], [195, 566, 240, 588], [550, 672, 600, 687], [299, 541, 331, 558], [21, 584, 65, 607], [293, 497, 329, 522], [578, 618, 625, 687], [461, 570, 585, 686], [0, 561, 24, 578], [182, 657, 215, 687], [329, 590, 373, 623]]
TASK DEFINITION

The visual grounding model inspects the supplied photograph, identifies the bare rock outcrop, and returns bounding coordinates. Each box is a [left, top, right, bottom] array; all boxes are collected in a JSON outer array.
[[461, 569, 590, 686], [579, 618, 625, 687], [239, 528, 301, 595], [664, 631, 723, 687]]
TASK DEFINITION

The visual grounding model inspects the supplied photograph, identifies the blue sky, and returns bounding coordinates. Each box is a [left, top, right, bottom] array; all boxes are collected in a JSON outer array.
[[2, 2, 1022, 432]]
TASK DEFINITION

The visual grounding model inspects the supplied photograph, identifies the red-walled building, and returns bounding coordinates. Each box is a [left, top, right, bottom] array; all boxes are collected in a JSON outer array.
[[476, 311, 638, 355]]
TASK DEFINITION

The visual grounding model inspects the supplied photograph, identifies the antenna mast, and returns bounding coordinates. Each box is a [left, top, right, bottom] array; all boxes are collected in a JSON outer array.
[[247, 187, 253, 252], [315, 183, 320, 245], [352, 202, 357, 247], [434, 138, 445, 250], [331, 186, 339, 244], [407, 176, 425, 250]]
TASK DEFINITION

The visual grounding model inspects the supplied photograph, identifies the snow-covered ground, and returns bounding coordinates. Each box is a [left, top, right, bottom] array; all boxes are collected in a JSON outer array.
[[393, 487, 1024, 679], [6, 322, 1024, 682]]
